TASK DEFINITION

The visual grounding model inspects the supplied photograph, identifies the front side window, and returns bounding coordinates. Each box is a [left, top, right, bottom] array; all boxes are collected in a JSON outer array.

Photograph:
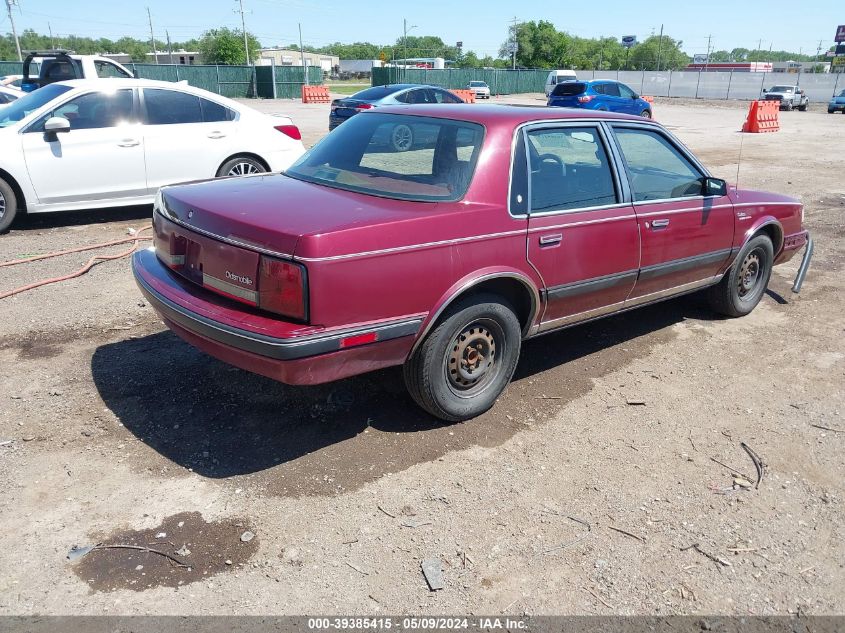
[[287, 113, 484, 202], [433, 89, 462, 104], [95, 61, 132, 78], [526, 126, 617, 213], [33, 89, 134, 131], [613, 127, 703, 201], [618, 83, 635, 99], [144, 89, 202, 124]]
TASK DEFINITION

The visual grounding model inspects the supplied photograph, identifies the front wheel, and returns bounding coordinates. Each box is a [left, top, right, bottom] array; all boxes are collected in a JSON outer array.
[[216, 157, 267, 178], [798, 103, 807, 111], [706, 234, 774, 317], [0, 177, 18, 233], [640, 109, 652, 118], [403, 294, 522, 421]]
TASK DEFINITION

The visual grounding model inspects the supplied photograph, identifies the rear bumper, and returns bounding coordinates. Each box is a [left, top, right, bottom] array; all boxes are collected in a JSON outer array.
[[132, 248, 421, 385]]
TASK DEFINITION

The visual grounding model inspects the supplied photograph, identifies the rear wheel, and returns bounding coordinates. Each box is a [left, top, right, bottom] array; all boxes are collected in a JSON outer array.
[[404, 294, 522, 422], [216, 157, 267, 178], [798, 102, 807, 111], [0, 177, 18, 234], [706, 234, 774, 317]]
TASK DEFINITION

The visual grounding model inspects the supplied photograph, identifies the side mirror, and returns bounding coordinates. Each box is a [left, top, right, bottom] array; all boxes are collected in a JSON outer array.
[[762, 88, 768, 93], [631, 94, 639, 99], [44, 116, 71, 134], [703, 177, 727, 197]]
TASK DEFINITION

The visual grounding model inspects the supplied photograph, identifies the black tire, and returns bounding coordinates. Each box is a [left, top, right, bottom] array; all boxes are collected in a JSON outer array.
[[216, 156, 267, 178], [640, 109, 652, 118], [707, 234, 774, 317], [798, 103, 807, 111], [829, 109, 836, 114], [404, 293, 522, 422], [783, 102, 793, 111], [0, 177, 18, 234]]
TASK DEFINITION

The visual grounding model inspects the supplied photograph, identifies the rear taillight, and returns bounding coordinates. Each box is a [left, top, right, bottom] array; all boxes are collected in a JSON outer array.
[[355, 103, 374, 110], [258, 256, 308, 321], [274, 124, 302, 140], [577, 95, 595, 103], [157, 232, 186, 269]]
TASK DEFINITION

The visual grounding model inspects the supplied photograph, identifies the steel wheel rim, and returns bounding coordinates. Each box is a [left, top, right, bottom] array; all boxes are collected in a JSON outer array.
[[737, 249, 763, 299], [444, 318, 503, 397], [0, 188, 5, 220], [227, 161, 261, 176], [391, 124, 412, 152]]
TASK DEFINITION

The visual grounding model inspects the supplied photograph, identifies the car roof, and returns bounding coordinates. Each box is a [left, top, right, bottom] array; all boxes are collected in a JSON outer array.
[[369, 104, 650, 126]]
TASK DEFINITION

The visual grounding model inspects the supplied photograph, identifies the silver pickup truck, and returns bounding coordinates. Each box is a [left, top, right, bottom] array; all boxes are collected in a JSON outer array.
[[763, 84, 809, 111]]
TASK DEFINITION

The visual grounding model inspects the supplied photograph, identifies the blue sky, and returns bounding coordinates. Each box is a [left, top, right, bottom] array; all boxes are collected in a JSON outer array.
[[2, 0, 840, 56]]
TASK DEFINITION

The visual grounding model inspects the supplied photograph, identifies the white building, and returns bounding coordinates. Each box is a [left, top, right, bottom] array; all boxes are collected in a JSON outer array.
[[258, 48, 339, 74]]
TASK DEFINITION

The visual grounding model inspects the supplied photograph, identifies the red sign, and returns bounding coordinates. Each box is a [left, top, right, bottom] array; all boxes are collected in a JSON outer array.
[[836, 24, 845, 42]]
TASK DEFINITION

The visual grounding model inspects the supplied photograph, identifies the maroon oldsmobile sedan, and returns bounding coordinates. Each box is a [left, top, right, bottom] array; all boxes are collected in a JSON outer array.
[[132, 105, 812, 421]]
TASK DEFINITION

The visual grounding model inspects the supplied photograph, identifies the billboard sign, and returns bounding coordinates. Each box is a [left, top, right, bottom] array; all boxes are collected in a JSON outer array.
[[836, 24, 845, 42], [693, 53, 709, 64], [621, 35, 637, 48]]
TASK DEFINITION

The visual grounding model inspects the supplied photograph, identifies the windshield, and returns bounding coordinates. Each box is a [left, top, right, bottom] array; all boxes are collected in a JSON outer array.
[[287, 113, 484, 202], [556, 75, 575, 84], [839, 90, 845, 97], [770, 86, 793, 92], [469, 81, 487, 87], [0, 84, 72, 127]]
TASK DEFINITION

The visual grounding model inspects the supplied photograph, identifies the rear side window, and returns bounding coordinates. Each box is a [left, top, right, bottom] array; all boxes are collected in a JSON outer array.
[[144, 89, 202, 124], [613, 127, 703, 201], [602, 83, 621, 97], [526, 127, 617, 212], [200, 98, 236, 122], [551, 82, 586, 97]]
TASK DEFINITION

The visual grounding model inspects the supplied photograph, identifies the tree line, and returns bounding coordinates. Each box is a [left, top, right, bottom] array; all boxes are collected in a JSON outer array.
[[1, 24, 831, 69]]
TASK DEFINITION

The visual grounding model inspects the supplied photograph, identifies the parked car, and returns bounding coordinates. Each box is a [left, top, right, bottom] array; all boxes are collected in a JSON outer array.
[[763, 85, 808, 111], [828, 89, 845, 114], [0, 86, 20, 105], [548, 79, 652, 117], [132, 105, 811, 421], [466, 80, 491, 99], [20, 49, 134, 92], [0, 79, 304, 232], [0, 74, 22, 89], [329, 84, 464, 133], [544, 69, 578, 97]]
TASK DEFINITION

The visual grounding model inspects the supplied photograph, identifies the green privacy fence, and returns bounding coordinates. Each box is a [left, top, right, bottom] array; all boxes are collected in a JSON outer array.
[[1, 60, 322, 99], [372, 66, 550, 95], [125, 63, 320, 99]]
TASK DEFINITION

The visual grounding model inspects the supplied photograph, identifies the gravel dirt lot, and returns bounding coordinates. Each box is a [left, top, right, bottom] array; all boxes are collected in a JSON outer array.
[[0, 94, 843, 616]]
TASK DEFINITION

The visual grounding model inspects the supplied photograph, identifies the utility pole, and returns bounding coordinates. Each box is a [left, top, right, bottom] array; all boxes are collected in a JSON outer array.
[[299, 23, 307, 85], [704, 34, 712, 72], [656, 23, 663, 71], [48, 22, 56, 50], [146, 7, 158, 64], [166, 30, 173, 65], [5, 0, 22, 61], [816, 40, 823, 61], [237, 0, 250, 65], [509, 16, 519, 70]]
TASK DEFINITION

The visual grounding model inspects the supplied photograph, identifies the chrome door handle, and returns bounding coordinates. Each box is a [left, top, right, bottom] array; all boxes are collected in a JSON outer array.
[[118, 139, 140, 147], [651, 219, 670, 229], [539, 233, 563, 246], [207, 132, 227, 139]]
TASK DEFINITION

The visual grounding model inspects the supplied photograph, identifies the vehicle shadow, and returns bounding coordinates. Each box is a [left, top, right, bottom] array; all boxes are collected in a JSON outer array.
[[90, 296, 722, 491], [13, 205, 153, 232]]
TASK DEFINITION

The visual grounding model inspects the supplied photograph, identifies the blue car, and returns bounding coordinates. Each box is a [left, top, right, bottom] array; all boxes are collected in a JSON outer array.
[[547, 80, 652, 118], [329, 83, 464, 131], [828, 89, 845, 114]]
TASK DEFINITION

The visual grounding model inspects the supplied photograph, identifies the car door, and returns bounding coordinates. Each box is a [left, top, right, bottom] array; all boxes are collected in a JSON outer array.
[[20, 88, 147, 204], [601, 82, 627, 112], [616, 82, 639, 115], [517, 123, 640, 330], [141, 87, 238, 191], [607, 123, 734, 301]]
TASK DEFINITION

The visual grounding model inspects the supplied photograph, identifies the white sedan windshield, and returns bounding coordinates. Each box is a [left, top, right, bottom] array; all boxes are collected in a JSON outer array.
[[0, 84, 72, 128]]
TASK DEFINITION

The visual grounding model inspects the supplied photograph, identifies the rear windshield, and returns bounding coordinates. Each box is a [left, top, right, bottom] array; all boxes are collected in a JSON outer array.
[[551, 82, 586, 97], [349, 85, 405, 101], [0, 83, 72, 127], [286, 113, 484, 202]]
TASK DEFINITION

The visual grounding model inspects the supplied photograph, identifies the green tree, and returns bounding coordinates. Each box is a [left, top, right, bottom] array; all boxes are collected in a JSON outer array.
[[628, 35, 689, 70], [198, 27, 260, 65]]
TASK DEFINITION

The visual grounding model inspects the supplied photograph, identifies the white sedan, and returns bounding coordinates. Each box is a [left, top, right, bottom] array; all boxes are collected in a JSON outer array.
[[0, 78, 305, 232]]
